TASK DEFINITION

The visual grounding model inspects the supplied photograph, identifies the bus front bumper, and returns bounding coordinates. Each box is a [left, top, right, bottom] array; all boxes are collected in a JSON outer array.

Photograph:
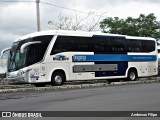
[[7, 72, 29, 84]]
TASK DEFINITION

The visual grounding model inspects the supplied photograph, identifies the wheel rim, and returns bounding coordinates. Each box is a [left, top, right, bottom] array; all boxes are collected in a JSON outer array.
[[129, 72, 136, 80], [54, 75, 62, 84]]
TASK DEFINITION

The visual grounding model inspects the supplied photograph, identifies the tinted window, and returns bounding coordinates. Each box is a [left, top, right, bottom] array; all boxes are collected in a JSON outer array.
[[92, 37, 111, 53], [110, 38, 126, 52], [74, 37, 93, 52], [27, 35, 53, 66], [127, 39, 155, 52], [51, 36, 155, 55], [127, 39, 141, 52], [51, 36, 93, 54], [51, 36, 127, 54], [141, 40, 155, 52]]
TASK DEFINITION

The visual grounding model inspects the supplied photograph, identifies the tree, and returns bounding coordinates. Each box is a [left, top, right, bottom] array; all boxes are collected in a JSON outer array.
[[100, 13, 160, 39], [48, 12, 106, 32]]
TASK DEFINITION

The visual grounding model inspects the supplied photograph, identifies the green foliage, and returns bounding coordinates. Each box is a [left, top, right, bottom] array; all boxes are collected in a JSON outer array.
[[100, 13, 160, 39]]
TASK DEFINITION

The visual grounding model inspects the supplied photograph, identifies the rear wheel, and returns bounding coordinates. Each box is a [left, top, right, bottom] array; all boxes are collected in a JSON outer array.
[[127, 69, 137, 81], [51, 72, 65, 86]]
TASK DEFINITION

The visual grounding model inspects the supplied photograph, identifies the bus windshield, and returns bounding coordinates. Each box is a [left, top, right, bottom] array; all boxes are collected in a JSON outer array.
[[8, 41, 28, 72], [8, 35, 53, 72]]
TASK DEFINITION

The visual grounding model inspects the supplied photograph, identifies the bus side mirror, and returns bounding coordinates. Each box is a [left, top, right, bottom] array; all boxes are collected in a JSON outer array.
[[20, 41, 41, 53], [0, 47, 11, 59]]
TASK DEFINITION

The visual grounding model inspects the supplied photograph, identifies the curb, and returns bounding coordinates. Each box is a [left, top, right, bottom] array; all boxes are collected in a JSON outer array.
[[0, 78, 160, 93]]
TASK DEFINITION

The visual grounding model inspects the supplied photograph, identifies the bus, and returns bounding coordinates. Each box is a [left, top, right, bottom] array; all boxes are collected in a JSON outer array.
[[0, 30, 158, 87]]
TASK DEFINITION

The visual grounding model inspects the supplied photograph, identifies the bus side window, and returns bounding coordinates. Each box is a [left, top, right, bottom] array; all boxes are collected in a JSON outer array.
[[127, 39, 141, 52], [26, 35, 53, 66], [51, 36, 93, 54], [127, 39, 155, 53], [93, 37, 111, 53], [27, 44, 37, 65], [110, 38, 126, 53], [51, 36, 65, 54], [141, 40, 155, 52]]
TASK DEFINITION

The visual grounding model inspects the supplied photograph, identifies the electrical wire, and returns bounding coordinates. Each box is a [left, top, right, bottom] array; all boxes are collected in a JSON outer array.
[[41, 1, 89, 14], [0, 0, 107, 17], [41, 1, 106, 17]]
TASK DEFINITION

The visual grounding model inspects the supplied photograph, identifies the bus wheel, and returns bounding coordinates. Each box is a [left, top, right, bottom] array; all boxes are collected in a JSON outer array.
[[127, 69, 137, 81], [34, 83, 46, 87], [51, 72, 64, 86]]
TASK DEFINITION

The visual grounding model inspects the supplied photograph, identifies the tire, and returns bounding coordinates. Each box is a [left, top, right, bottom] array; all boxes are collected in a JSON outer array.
[[51, 72, 65, 86], [127, 69, 137, 81], [34, 83, 46, 87]]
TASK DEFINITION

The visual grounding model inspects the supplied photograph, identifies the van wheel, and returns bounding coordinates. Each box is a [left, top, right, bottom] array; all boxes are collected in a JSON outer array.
[[51, 72, 64, 86], [127, 69, 137, 81], [34, 83, 46, 87]]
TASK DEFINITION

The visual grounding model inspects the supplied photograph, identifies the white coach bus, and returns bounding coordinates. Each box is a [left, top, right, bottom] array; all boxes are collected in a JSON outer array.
[[0, 30, 158, 87]]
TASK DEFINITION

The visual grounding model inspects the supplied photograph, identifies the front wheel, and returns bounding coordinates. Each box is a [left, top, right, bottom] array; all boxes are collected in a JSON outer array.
[[127, 69, 137, 81], [51, 72, 65, 86]]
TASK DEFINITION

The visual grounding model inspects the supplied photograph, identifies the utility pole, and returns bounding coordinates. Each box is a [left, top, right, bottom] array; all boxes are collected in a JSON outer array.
[[36, 0, 40, 31]]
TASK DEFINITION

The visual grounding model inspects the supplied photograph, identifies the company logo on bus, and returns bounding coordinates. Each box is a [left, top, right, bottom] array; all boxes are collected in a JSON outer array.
[[53, 55, 69, 61], [73, 55, 86, 61]]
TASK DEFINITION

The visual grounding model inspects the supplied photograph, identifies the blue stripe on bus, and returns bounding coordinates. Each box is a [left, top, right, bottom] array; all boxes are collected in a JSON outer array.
[[72, 54, 157, 62]]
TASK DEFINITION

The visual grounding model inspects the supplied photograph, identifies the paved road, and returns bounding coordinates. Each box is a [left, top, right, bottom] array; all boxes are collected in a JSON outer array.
[[0, 83, 160, 120]]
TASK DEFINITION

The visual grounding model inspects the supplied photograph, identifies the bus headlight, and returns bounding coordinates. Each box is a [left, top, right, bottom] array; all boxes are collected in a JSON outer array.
[[17, 70, 24, 76]]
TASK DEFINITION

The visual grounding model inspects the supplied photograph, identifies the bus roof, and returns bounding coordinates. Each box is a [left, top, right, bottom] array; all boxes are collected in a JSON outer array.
[[15, 30, 156, 42], [125, 35, 155, 41]]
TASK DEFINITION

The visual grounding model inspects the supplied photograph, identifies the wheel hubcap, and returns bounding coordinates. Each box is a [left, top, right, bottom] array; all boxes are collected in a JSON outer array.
[[130, 72, 135, 80], [54, 75, 62, 84]]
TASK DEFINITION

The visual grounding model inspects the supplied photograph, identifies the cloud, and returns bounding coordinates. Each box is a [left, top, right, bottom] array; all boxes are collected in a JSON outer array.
[[106, 1, 160, 19], [0, 0, 160, 52], [0, 2, 37, 34], [0, 32, 20, 51], [0, 2, 37, 51]]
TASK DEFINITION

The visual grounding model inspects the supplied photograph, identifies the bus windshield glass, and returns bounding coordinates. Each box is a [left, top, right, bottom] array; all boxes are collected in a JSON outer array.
[[8, 41, 28, 72], [8, 35, 53, 72]]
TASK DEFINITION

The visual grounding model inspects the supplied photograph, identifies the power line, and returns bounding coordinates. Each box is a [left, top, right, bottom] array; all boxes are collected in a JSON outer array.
[[0, 0, 107, 32], [0, 0, 107, 17], [41, 1, 89, 14], [41, 1, 106, 17]]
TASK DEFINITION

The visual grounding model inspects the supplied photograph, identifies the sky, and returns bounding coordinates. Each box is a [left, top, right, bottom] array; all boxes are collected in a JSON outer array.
[[0, 0, 160, 51]]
